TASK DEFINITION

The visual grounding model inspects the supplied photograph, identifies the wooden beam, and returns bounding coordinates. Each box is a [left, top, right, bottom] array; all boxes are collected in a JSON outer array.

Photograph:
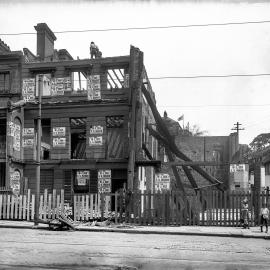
[[167, 161, 230, 166]]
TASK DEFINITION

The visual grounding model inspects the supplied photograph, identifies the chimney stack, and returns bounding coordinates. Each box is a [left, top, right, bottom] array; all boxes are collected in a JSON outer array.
[[34, 23, 56, 61]]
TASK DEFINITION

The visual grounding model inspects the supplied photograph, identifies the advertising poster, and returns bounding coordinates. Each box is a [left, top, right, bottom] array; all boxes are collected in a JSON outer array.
[[51, 77, 71, 96], [98, 169, 111, 193], [53, 127, 66, 137], [53, 137, 66, 147], [155, 173, 170, 192], [76, 170, 90, 186], [89, 136, 102, 146], [90, 125, 103, 135], [87, 75, 101, 100], [22, 78, 35, 102], [23, 128, 34, 136], [23, 138, 34, 148], [13, 124, 21, 151], [10, 170, 21, 195]]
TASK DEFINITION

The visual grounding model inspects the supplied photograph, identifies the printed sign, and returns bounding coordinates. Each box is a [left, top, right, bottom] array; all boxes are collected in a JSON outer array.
[[10, 170, 21, 195], [22, 79, 35, 102], [90, 125, 103, 135], [98, 169, 111, 193], [23, 138, 34, 148], [155, 173, 170, 191], [7, 121, 14, 136], [51, 77, 72, 96], [89, 136, 102, 146], [123, 74, 129, 88], [53, 127, 66, 137], [76, 170, 90, 186], [23, 128, 34, 136], [13, 124, 21, 151], [87, 75, 101, 100], [53, 137, 66, 147], [230, 164, 248, 173]]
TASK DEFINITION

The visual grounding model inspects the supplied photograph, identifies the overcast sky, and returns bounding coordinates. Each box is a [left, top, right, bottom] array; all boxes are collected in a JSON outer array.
[[1, 0, 270, 144]]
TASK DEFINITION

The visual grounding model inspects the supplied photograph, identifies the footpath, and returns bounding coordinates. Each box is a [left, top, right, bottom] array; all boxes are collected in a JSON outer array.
[[0, 220, 269, 239]]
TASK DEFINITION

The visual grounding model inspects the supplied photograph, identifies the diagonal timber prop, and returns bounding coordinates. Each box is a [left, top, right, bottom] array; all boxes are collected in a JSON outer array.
[[142, 84, 224, 191]]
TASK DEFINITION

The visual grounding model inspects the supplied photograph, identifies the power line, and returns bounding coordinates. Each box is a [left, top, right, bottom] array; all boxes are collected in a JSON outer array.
[[149, 73, 270, 80], [1, 19, 270, 36], [158, 104, 270, 108]]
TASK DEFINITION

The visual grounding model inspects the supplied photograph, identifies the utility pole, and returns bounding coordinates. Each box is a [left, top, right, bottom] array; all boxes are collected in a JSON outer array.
[[34, 75, 42, 226], [231, 121, 245, 135]]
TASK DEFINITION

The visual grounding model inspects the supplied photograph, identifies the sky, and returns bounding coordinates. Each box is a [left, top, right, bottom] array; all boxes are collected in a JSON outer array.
[[1, 0, 270, 145]]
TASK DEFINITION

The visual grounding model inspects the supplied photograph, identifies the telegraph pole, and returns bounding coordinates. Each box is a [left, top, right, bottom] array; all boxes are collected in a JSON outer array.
[[231, 121, 245, 135], [34, 75, 42, 226]]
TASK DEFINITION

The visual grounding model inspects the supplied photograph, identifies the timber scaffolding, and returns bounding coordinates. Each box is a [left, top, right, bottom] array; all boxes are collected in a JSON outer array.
[[130, 58, 225, 196]]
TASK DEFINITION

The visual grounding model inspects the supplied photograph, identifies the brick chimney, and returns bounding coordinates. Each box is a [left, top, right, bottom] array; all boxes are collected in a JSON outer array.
[[34, 23, 56, 61]]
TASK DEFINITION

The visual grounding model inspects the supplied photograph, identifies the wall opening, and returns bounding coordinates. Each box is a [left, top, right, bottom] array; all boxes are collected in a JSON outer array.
[[70, 118, 86, 159]]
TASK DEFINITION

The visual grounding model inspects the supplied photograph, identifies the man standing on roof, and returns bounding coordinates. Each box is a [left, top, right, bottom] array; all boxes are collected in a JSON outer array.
[[90, 41, 99, 59]]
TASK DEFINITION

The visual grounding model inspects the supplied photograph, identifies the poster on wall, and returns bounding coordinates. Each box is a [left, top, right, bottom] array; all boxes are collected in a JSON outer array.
[[89, 136, 102, 146], [90, 125, 103, 135], [10, 170, 21, 195], [13, 124, 21, 151], [23, 138, 34, 148], [123, 74, 129, 88], [53, 137, 66, 147], [23, 128, 34, 136], [76, 170, 90, 186], [22, 78, 35, 102], [51, 77, 72, 96], [155, 173, 170, 192], [7, 121, 14, 136], [53, 127, 66, 137], [87, 75, 101, 100], [98, 169, 111, 193]]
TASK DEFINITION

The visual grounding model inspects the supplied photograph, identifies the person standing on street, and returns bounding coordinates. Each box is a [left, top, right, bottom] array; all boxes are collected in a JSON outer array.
[[241, 198, 249, 229], [260, 203, 269, 233]]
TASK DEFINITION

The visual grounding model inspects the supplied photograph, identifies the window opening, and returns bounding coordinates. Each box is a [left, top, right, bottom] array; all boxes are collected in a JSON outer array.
[[72, 72, 87, 91], [0, 119, 6, 159], [107, 69, 125, 89], [0, 72, 10, 94], [41, 119, 51, 160], [70, 118, 86, 159], [106, 116, 125, 159]]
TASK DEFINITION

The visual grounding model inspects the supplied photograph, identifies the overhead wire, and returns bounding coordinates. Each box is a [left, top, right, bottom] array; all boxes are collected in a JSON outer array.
[[1, 19, 270, 36]]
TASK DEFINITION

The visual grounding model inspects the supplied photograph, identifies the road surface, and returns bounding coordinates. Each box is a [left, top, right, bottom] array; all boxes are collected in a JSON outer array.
[[0, 228, 270, 269]]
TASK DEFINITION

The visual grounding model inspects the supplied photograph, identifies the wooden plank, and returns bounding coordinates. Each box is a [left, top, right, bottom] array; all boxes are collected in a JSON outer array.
[[10, 196, 15, 219], [44, 189, 48, 220], [18, 195, 22, 220], [219, 191, 223, 226], [27, 189, 31, 221], [3, 194, 7, 219], [224, 191, 227, 226], [56, 195, 60, 218], [52, 189, 56, 220], [22, 195, 27, 220], [60, 189, 64, 213], [86, 195, 89, 220], [31, 194, 35, 220], [90, 194, 93, 220], [97, 194, 101, 219], [14, 196, 18, 219], [7, 195, 11, 219], [48, 194, 52, 220], [39, 194, 44, 220], [100, 193, 104, 221], [73, 195, 77, 221], [82, 195, 85, 221]]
